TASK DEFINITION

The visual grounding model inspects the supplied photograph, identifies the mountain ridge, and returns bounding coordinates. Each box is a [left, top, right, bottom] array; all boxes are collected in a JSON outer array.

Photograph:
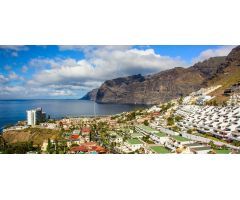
[[81, 46, 240, 105]]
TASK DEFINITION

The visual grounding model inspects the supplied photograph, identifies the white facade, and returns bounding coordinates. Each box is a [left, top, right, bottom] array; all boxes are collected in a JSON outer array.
[[147, 105, 161, 113], [176, 105, 240, 141], [125, 142, 143, 151], [27, 108, 46, 126], [41, 141, 48, 152], [111, 136, 123, 144], [150, 134, 169, 145], [182, 143, 212, 154], [40, 123, 57, 129], [196, 95, 213, 105]]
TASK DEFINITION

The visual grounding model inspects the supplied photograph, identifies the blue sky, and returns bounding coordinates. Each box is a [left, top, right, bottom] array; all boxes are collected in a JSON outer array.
[[0, 45, 235, 99]]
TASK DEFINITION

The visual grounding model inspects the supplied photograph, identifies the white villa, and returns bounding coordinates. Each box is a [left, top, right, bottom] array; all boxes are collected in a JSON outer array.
[[182, 143, 212, 154], [125, 138, 144, 152]]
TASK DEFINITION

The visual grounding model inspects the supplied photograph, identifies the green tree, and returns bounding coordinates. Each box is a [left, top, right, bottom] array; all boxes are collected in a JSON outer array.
[[143, 120, 149, 126], [167, 117, 174, 126], [175, 115, 183, 122], [55, 140, 59, 154], [187, 129, 192, 134], [208, 141, 217, 149], [126, 112, 136, 121], [222, 101, 227, 107], [172, 126, 180, 132], [47, 138, 52, 154], [178, 96, 183, 105]]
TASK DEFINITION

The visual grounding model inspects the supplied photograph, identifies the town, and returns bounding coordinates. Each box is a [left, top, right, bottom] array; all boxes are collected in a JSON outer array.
[[1, 84, 240, 154]]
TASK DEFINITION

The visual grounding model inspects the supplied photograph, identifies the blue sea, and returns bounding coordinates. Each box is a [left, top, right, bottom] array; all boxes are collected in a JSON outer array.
[[0, 99, 146, 132]]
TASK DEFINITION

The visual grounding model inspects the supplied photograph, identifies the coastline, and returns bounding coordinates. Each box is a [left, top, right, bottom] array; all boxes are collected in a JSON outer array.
[[0, 99, 148, 134]]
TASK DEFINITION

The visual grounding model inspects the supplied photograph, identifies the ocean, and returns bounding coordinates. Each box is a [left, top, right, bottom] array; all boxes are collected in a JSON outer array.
[[0, 99, 147, 131]]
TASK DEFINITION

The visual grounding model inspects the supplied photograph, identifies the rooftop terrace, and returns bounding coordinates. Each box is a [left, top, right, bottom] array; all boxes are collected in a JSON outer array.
[[150, 146, 170, 154], [127, 138, 143, 145], [131, 132, 144, 138], [192, 146, 212, 151], [171, 135, 191, 142], [215, 149, 231, 154], [153, 131, 167, 138], [136, 125, 158, 133]]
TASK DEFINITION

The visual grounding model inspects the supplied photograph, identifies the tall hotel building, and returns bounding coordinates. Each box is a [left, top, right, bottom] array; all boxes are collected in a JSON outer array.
[[26, 108, 46, 126]]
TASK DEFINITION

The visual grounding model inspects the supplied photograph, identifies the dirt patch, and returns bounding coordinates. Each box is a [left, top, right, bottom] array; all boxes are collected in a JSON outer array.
[[3, 128, 62, 145]]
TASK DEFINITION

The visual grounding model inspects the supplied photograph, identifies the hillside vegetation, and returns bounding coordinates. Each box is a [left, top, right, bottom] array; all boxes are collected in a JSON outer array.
[[208, 46, 240, 104], [2, 128, 62, 146]]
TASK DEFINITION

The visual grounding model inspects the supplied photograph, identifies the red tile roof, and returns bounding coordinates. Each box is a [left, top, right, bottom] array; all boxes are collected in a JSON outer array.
[[70, 142, 107, 153], [82, 127, 91, 134], [93, 146, 107, 153], [71, 145, 88, 152], [84, 142, 97, 146], [70, 134, 80, 140]]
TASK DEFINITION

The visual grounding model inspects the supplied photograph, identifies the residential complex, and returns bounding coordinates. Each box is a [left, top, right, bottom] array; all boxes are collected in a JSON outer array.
[[176, 105, 240, 141], [2, 85, 240, 154]]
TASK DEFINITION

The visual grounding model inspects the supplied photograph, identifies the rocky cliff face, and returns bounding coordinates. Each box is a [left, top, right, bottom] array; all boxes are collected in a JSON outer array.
[[80, 46, 240, 105], [226, 45, 240, 65], [80, 88, 98, 101], [206, 46, 240, 103], [191, 56, 226, 79]]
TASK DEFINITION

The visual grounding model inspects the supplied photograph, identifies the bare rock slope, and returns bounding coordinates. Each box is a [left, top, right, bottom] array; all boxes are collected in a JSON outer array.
[[81, 46, 240, 105]]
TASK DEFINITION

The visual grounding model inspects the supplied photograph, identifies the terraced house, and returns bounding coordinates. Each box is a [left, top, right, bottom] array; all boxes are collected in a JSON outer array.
[[135, 125, 169, 144]]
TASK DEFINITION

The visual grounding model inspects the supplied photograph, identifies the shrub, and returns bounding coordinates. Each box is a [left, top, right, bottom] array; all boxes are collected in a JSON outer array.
[[143, 120, 149, 126]]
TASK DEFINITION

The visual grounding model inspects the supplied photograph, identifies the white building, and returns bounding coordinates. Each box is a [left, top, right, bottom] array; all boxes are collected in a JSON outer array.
[[27, 108, 46, 126], [168, 135, 193, 148], [147, 105, 161, 113], [40, 123, 57, 129], [125, 139, 144, 152], [176, 105, 240, 141], [41, 140, 49, 152], [135, 124, 169, 144], [111, 136, 123, 144], [196, 95, 213, 105], [182, 143, 212, 154], [150, 132, 169, 145]]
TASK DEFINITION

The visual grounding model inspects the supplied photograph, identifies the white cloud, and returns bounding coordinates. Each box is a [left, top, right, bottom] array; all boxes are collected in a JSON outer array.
[[0, 85, 28, 98], [21, 66, 28, 73], [0, 74, 9, 83], [8, 71, 20, 80], [192, 45, 236, 63], [28, 57, 78, 69], [0, 71, 24, 86], [6, 46, 184, 98], [0, 45, 29, 51], [58, 45, 131, 53], [90, 48, 185, 75], [0, 45, 29, 57], [49, 90, 76, 97], [0, 46, 188, 98], [58, 45, 88, 51], [1, 45, 238, 99], [28, 47, 185, 92], [0, 84, 77, 99], [1, 85, 24, 93]]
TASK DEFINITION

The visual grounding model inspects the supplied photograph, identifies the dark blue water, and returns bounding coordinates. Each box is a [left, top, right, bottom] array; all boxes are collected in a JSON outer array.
[[0, 99, 146, 131]]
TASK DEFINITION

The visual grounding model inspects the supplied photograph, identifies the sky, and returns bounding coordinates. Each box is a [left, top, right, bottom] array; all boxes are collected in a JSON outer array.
[[0, 45, 236, 99]]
